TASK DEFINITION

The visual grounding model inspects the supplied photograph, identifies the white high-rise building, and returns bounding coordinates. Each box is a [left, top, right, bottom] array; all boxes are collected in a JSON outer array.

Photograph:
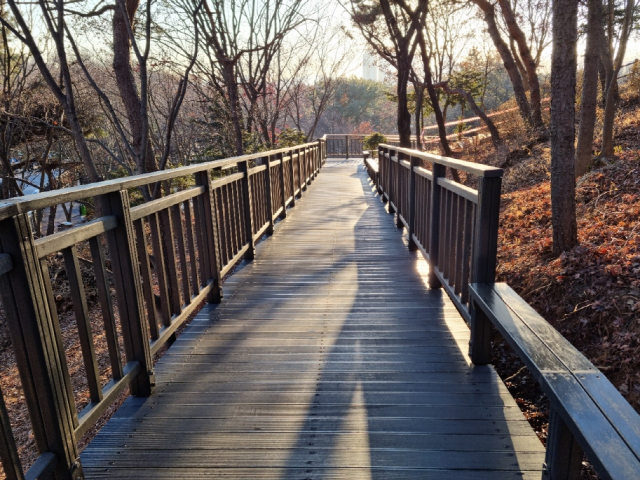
[[363, 53, 379, 82]]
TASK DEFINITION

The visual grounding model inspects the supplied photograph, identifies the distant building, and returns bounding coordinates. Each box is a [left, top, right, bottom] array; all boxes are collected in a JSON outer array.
[[363, 53, 379, 82]]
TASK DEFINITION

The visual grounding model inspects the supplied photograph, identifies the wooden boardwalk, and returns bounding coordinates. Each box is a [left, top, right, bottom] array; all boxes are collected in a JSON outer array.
[[81, 158, 545, 479]]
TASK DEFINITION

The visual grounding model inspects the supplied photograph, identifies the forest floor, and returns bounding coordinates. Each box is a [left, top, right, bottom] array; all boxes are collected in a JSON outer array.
[[458, 90, 640, 479]]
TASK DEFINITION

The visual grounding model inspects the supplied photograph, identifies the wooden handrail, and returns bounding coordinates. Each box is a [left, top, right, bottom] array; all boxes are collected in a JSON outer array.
[[0, 140, 327, 479], [470, 282, 640, 480]]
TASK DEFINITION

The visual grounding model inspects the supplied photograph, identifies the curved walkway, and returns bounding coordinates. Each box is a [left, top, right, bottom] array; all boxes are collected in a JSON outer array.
[[81, 158, 545, 479]]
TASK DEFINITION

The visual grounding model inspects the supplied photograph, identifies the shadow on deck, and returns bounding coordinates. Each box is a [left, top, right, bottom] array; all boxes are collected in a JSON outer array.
[[80, 159, 544, 479]]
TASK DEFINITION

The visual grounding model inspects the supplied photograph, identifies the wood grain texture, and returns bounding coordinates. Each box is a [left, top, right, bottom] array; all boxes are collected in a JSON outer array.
[[81, 159, 543, 479]]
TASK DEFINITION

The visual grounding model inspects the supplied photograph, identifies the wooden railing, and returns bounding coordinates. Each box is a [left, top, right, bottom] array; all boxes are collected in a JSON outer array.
[[0, 140, 326, 479], [366, 144, 640, 480], [324, 134, 419, 157], [374, 143, 502, 321]]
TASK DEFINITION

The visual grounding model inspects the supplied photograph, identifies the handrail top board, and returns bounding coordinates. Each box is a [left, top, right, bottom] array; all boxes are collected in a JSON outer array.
[[470, 282, 640, 479], [378, 143, 503, 178], [0, 140, 323, 222]]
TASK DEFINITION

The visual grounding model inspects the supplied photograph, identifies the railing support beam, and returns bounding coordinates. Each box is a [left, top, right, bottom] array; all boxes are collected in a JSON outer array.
[[543, 410, 583, 480], [102, 191, 154, 397]]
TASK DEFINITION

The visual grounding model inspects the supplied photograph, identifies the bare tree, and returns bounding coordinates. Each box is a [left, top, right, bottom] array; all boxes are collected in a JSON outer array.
[[286, 24, 351, 140], [576, 0, 603, 176], [470, 0, 537, 130], [599, 0, 636, 157], [550, 0, 579, 254], [496, 0, 544, 128], [346, 0, 428, 148], [1, 0, 102, 181]]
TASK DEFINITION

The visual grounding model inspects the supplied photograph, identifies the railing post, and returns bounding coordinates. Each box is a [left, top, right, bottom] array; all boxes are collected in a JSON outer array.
[[297, 148, 303, 196], [238, 159, 256, 260], [468, 174, 502, 363], [395, 150, 404, 228], [408, 154, 419, 251], [427, 162, 445, 289], [264, 155, 275, 234], [345, 135, 349, 159], [195, 170, 223, 302], [0, 214, 83, 479], [543, 409, 583, 480], [278, 151, 287, 218], [102, 191, 154, 396], [289, 149, 296, 206], [301, 147, 307, 191], [378, 146, 386, 198], [388, 148, 397, 214]]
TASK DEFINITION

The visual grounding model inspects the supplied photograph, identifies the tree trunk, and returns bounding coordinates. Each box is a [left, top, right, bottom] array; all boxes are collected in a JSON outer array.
[[600, 0, 635, 157], [113, 0, 156, 175], [550, 0, 578, 255], [471, 0, 533, 128], [414, 82, 423, 150], [497, 0, 544, 129], [397, 57, 413, 148], [439, 84, 502, 148], [575, 0, 602, 176], [224, 63, 245, 155]]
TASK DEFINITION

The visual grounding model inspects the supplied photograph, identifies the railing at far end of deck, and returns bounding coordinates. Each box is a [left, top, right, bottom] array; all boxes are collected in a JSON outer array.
[[0, 140, 326, 480]]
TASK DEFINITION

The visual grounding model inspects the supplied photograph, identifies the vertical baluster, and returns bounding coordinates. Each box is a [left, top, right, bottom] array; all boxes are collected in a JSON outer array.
[[89, 236, 124, 379], [425, 178, 432, 253], [62, 245, 102, 404], [460, 201, 474, 304], [134, 220, 160, 342], [289, 150, 296, 207], [222, 183, 235, 259], [279, 152, 287, 217], [301, 148, 307, 191], [159, 208, 182, 315], [236, 179, 248, 248], [448, 193, 458, 282], [195, 170, 223, 303], [171, 204, 192, 305], [428, 163, 445, 288], [148, 213, 172, 328], [0, 384, 23, 480], [438, 188, 446, 278], [192, 191, 211, 285], [238, 160, 256, 259], [38, 256, 79, 430], [396, 152, 404, 228], [453, 196, 465, 295], [183, 200, 201, 297], [216, 184, 230, 265], [264, 155, 274, 234]]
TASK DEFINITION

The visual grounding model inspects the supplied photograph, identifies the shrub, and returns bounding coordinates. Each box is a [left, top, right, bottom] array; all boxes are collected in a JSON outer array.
[[363, 132, 388, 157], [277, 128, 307, 148]]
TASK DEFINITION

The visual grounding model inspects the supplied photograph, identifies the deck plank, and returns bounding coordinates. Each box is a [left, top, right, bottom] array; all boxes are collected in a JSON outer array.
[[81, 158, 544, 478]]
